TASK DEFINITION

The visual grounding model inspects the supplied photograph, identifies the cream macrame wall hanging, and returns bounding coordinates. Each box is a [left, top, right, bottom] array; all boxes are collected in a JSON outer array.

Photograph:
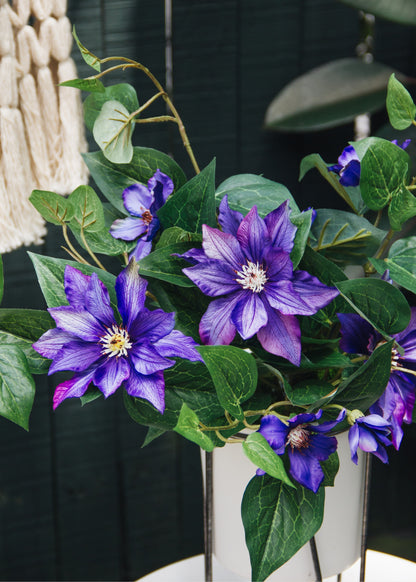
[[0, 0, 88, 253]]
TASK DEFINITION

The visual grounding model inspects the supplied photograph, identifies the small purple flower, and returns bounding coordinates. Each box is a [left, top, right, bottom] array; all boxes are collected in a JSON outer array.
[[257, 410, 345, 492], [338, 310, 416, 449], [33, 261, 202, 412], [347, 411, 392, 464], [110, 169, 174, 260], [328, 145, 361, 187], [180, 198, 338, 365]]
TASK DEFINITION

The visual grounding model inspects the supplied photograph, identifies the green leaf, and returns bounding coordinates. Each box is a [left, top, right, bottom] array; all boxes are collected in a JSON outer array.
[[321, 452, 339, 487], [83, 147, 187, 214], [265, 59, 397, 132], [67, 185, 105, 233], [0, 332, 49, 374], [242, 475, 324, 581], [388, 185, 416, 231], [288, 210, 312, 269], [299, 153, 359, 212], [334, 341, 394, 412], [93, 100, 134, 164], [30, 189, 74, 226], [28, 253, 117, 308], [0, 308, 53, 341], [360, 138, 410, 210], [311, 209, 385, 265], [386, 74, 416, 130], [339, 0, 416, 26], [72, 27, 101, 72], [158, 159, 217, 232], [155, 226, 202, 249], [60, 78, 105, 93], [243, 433, 294, 486], [174, 403, 215, 451], [0, 345, 35, 430], [216, 173, 299, 214], [285, 379, 336, 406], [299, 245, 348, 286], [84, 83, 139, 132], [138, 242, 198, 287], [371, 236, 416, 294], [197, 345, 258, 421], [336, 278, 410, 335]]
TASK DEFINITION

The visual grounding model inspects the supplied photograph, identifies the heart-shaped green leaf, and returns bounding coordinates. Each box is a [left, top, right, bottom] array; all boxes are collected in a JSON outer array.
[[93, 100, 134, 163], [243, 432, 294, 486], [386, 74, 416, 130]]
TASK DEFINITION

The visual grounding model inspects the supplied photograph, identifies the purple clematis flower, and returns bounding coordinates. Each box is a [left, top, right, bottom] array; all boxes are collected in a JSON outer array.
[[32, 261, 202, 412], [110, 169, 174, 260], [347, 411, 392, 464], [338, 309, 416, 450], [181, 197, 339, 365], [328, 140, 411, 188], [257, 409, 345, 492]]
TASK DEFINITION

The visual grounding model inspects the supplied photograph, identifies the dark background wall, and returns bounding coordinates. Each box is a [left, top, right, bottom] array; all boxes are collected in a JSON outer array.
[[0, 1, 415, 580]]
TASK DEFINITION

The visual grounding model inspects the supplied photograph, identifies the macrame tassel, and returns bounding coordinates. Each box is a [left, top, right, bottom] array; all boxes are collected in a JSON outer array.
[[0, 0, 88, 253]]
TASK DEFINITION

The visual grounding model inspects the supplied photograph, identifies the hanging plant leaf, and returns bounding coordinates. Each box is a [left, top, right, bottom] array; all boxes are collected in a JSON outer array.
[[84, 84, 139, 132], [386, 74, 416, 130], [265, 59, 402, 132], [338, 0, 416, 26], [93, 100, 134, 163]]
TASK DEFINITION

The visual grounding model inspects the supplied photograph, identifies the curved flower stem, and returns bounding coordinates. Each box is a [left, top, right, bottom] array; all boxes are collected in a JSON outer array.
[[374, 228, 394, 260], [91, 58, 200, 175], [62, 224, 91, 265], [80, 228, 107, 271], [243, 418, 260, 430], [214, 430, 244, 444]]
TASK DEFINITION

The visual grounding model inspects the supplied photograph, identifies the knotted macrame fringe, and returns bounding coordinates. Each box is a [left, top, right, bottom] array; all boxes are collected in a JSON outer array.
[[0, 0, 88, 253]]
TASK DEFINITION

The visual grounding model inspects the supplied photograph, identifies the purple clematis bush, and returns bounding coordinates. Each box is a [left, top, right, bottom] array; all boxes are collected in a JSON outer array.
[[5, 42, 416, 582], [33, 261, 202, 412]]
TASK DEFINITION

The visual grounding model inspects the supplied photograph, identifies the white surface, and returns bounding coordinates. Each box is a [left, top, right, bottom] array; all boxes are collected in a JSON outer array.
[[137, 550, 416, 582]]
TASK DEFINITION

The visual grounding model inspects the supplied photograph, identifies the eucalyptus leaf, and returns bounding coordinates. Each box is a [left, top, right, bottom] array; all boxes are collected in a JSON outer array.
[[386, 74, 416, 130], [72, 27, 101, 71], [158, 159, 217, 233], [68, 185, 105, 233], [83, 147, 186, 214], [336, 278, 410, 335], [60, 78, 105, 93], [197, 345, 258, 421], [242, 475, 324, 581], [84, 83, 139, 132], [174, 403, 215, 451], [93, 100, 134, 164], [0, 344, 35, 430], [339, 0, 416, 26], [30, 189, 74, 226], [242, 433, 294, 486], [265, 59, 398, 132]]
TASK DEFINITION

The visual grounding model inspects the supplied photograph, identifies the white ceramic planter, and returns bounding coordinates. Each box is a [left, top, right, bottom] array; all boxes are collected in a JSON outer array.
[[204, 432, 365, 582]]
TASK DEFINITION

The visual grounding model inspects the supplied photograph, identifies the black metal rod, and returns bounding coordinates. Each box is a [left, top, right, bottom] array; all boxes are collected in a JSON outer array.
[[360, 453, 372, 582], [309, 536, 323, 582], [204, 451, 213, 582]]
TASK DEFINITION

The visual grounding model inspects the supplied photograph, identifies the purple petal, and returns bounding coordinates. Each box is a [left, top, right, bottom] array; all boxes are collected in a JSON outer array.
[[264, 201, 296, 254], [356, 414, 391, 430], [202, 225, 245, 269], [48, 340, 102, 374], [122, 183, 153, 216], [49, 306, 104, 341], [338, 145, 359, 166], [262, 248, 293, 281], [183, 260, 241, 297], [256, 306, 301, 365], [110, 216, 147, 241], [64, 266, 90, 306], [236, 206, 267, 263], [33, 328, 75, 359], [338, 312, 375, 355], [148, 169, 174, 209], [178, 247, 207, 265], [93, 356, 130, 397], [154, 329, 203, 361], [257, 415, 288, 454], [265, 280, 306, 315], [291, 270, 339, 313], [125, 370, 166, 413], [130, 308, 175, 343], [129, 239, 153, 261], [313, 409, 346, 432], [308, 433, 338, 460], [130, 344, 174, 375], [53, 370, 95, 410], [199, 294, 240, 345], [85, 273, 114, 326], [348, 424, 360, 464], [231, 292, 268, 339], [339, 160, 361, 187], [355, 427, 378, 453], [115, 260, 147, 329], [218, 196, 243, 236], [288, 449, 324, 493]]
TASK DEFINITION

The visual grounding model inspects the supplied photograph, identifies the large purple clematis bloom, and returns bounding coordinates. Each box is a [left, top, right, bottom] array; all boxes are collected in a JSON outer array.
[[257, 410, 345, 492], [347, 412, 391, 464], [33, 261, 202, 412], [110, 169, 174, 260], [338, 310, 416, 450], [181, 197, 338, 365]]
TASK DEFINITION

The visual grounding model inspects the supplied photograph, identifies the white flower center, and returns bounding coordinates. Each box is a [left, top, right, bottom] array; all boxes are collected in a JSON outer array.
[[100, 325, 132, 358], [235, 261, 268, 293], [286, 424, 310, 450]]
